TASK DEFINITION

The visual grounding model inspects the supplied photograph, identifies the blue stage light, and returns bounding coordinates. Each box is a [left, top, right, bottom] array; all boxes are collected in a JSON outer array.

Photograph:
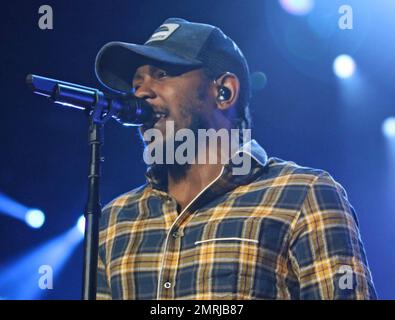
[[0, 193, 47, 229], [77, 215, 85, 235], [0, 226, 83, 299], [25, 209, 45, 229], [279, 0, 314, 15], [333, 55, 356, 79], [0, 193, 29, 220], [382, 117, 395, 139]]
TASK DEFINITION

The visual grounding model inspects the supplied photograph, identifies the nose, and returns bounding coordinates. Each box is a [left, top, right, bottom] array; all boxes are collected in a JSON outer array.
[[133, 78, 157, 101]]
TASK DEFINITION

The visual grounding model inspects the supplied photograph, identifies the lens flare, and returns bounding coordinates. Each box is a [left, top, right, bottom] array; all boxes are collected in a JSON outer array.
[[383, 117, 395, 139], [25, 209, 45, 229], [279, 0, 315, 15], [77, 215, 85, 235], [333, 55, 356, 79]]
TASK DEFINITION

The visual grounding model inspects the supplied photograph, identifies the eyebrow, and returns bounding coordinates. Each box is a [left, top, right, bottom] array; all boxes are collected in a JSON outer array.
[[132, 66, 156, 83], [132, 71, 143, 83]]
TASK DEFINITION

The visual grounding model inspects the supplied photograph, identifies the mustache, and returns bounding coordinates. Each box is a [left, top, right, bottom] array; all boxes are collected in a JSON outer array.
[[140, 102, 170, 129], [142, 100, 169, 116]]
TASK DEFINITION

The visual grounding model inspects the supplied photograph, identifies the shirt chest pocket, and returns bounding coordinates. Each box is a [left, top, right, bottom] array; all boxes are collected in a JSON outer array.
[[182, 215, 262, 298], [194, 234, 261, 275]]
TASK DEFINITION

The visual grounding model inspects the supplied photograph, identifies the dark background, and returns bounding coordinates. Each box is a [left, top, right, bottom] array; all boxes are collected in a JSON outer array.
[[0, 0, 394, 299]]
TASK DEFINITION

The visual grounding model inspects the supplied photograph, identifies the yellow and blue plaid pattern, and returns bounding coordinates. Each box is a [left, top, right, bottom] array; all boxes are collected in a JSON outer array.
[[96, 140, 376, 299]]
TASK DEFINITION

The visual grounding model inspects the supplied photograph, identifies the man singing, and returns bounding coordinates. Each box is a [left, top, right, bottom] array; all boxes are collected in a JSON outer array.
[[94, 18, 376, 299]]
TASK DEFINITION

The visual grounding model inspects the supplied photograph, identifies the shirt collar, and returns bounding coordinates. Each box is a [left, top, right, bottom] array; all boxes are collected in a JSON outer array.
[[232, 139, 268, 167]]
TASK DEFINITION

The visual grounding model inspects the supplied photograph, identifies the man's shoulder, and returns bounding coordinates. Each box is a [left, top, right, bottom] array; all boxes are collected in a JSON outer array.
[[253, 156, 347, 200], [256, 157, 352, 215], [103, 184, 148, 210], [99, 183, 149, 229], [261, 157, 331, 184]]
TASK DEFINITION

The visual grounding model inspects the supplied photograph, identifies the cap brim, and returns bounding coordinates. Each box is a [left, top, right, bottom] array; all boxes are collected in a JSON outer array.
[[95, 41, 202, 94]]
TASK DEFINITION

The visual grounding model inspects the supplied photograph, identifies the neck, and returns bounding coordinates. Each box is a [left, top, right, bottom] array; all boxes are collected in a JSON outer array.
[[167, 143, 226, 213], [166, 118, 238, 212], [167, 162, 223, 213]]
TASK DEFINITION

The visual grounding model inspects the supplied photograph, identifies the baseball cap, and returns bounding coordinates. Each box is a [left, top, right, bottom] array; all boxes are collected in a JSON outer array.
[[95, 17, 251, 104]]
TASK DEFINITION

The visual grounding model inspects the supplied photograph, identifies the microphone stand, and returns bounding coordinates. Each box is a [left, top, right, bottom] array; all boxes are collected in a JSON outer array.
[[26, 74, 155, 300], [82, 115, 103, 300], [80, 89, 116, 300]]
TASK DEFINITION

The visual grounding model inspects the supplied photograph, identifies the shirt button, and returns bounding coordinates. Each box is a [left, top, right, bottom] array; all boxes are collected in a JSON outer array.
[[172, 230, 180, 238], [164, 282, 172, 289]]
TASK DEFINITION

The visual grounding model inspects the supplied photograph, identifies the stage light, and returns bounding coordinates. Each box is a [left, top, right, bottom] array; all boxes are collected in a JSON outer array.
[[382, 117, 395, 139], [333, 55, 356, 79], [77, 215, 85, 235], [279, 0, 314, 16], [0, 226, 83, 299], [0, 193, 47, 229], [25, 209, 45, 229]]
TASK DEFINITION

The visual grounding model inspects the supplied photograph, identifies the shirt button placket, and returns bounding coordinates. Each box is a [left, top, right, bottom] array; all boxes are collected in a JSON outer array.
[[172, 230, 180, 239], [161, 227, 183, 299]]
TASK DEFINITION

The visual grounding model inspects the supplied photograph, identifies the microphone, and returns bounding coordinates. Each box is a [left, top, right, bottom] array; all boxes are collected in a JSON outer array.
[[26, 74, 156, 126]]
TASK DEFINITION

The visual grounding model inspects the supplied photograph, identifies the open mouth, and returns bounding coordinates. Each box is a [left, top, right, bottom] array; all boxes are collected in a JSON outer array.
[[153, 111, 168, 122], [143, 110, 169, 129]]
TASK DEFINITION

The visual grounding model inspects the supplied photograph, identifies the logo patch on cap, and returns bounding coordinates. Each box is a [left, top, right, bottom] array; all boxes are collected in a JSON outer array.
[[145, 23, 180, 44]]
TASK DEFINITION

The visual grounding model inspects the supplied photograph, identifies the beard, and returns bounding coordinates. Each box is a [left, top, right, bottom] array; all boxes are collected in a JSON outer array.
[[139, 77, 212, 185], [165, 107, 210, 183], [140, 102, 211, 185]]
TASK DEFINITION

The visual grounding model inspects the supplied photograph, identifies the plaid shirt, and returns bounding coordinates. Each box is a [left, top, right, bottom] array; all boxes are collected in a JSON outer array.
[[96, 140, 376, 300]]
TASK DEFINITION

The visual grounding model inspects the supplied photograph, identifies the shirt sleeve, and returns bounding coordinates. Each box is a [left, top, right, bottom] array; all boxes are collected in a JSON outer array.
[[96, 246, 112, 300], [288, 171, 377, 299]]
